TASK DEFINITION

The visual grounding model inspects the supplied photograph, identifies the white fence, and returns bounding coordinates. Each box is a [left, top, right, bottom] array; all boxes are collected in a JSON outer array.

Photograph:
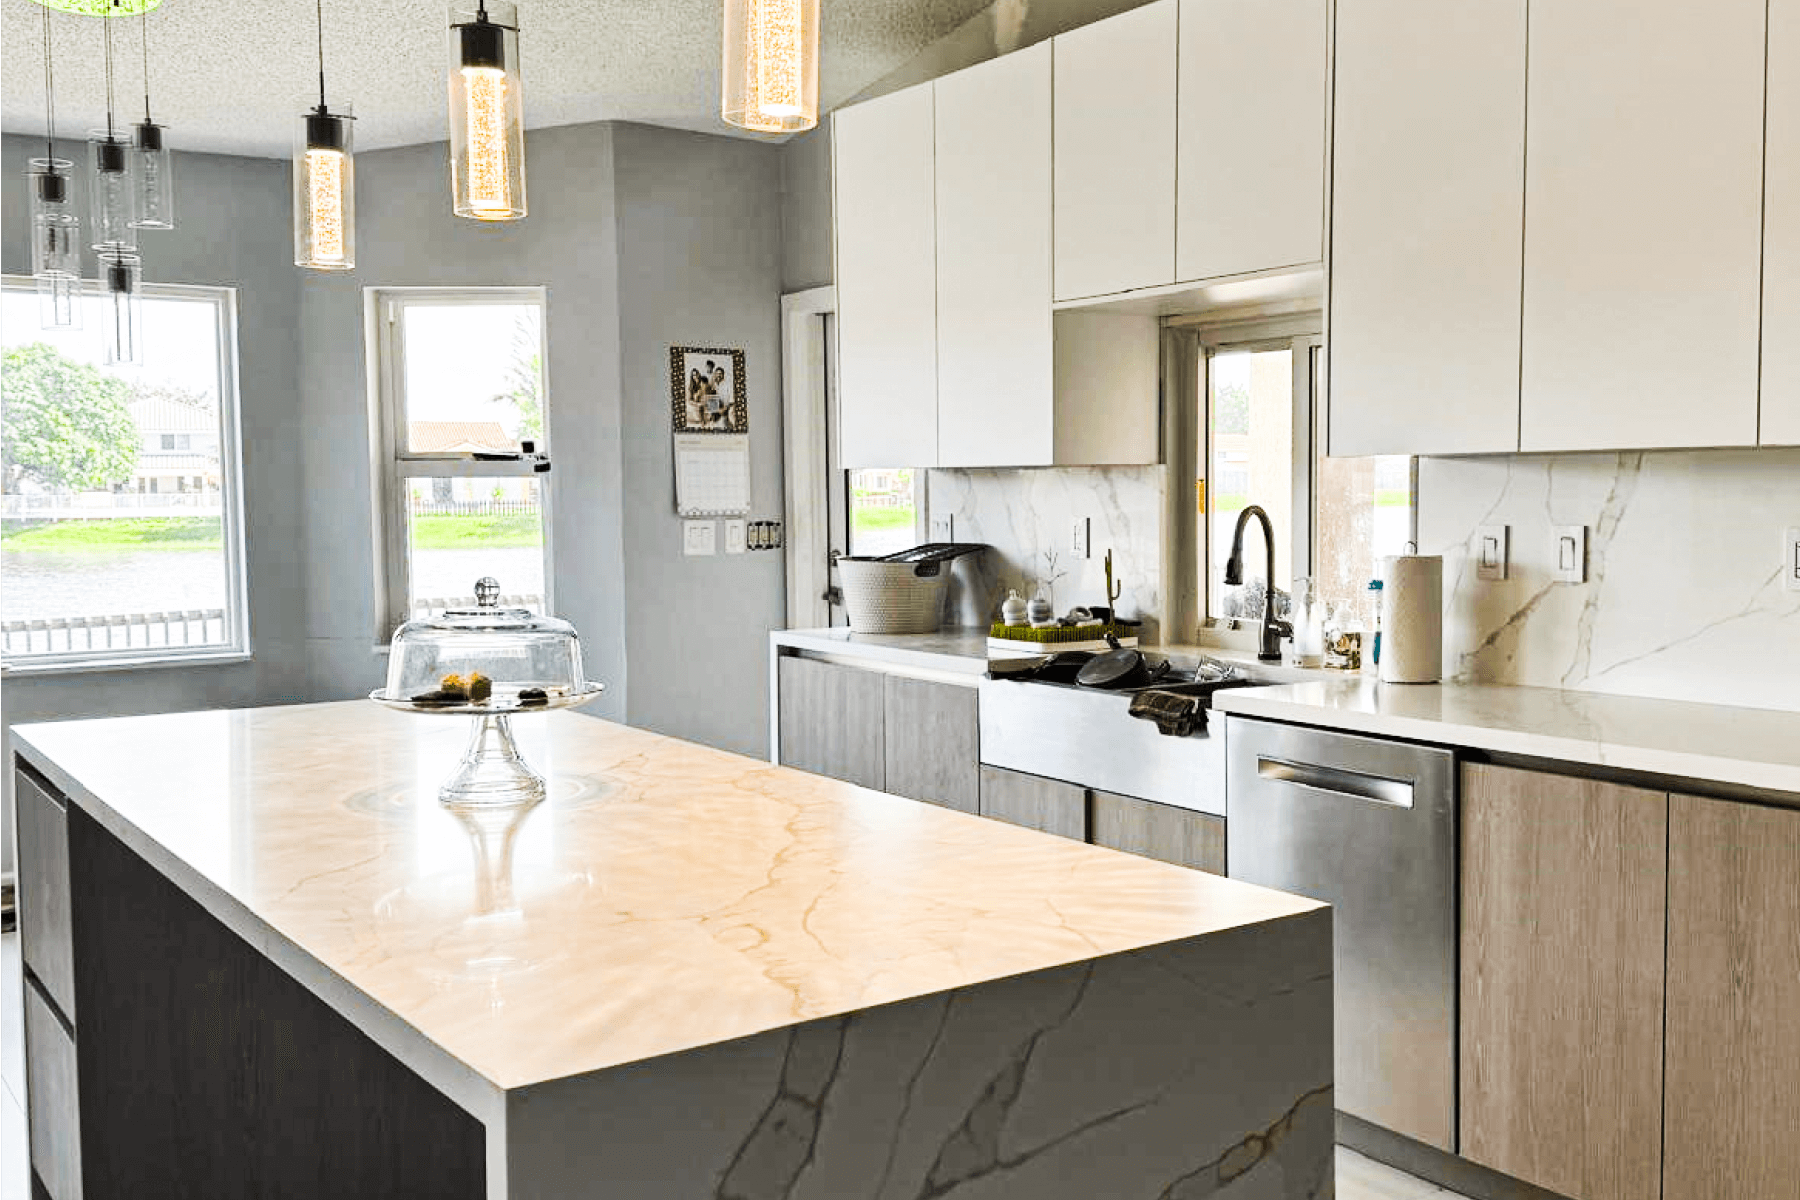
[[1, 493, 222, 518], [2, 609, 227, 657]]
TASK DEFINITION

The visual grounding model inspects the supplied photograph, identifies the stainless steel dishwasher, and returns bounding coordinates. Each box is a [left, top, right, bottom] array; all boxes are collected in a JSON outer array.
[[1225, 715, 1457, 1152]]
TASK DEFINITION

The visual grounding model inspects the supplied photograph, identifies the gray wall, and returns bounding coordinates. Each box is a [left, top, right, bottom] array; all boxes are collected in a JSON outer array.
[[1, 134, 308, 872], [612, 123, 787, 756]]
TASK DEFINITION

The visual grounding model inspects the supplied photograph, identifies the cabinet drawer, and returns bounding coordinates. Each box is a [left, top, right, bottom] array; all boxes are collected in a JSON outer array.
[[776, 656, 886, 791], [17, 764, 76, 1021], [1090, 791, 1225, 874], [978, 766, 1086, 840], [25, 977, 82, 1200]]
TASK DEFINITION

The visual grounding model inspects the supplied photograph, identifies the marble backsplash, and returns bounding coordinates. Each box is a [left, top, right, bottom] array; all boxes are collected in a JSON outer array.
[[1417, 449, 1800, 712], [928, 466, 1165, 638]]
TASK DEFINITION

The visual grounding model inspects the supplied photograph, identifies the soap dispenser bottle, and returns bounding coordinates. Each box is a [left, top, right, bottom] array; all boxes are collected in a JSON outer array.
[[1294, 576, 1325, 667]]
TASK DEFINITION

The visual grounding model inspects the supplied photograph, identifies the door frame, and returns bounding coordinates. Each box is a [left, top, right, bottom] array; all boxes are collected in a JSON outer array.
[[781, 286, 836, 629]]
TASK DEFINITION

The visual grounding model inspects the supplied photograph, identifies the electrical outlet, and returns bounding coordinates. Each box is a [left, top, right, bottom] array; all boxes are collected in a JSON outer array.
[[683, 520, 717, 556], [1553, 525, 1587, 583], [930, 513, 955, 543], [1787, 526, 1800, 593], [1476, 525, 1509, 581], [724, 518, 747, 555], [1071, 517, 1090, 558]]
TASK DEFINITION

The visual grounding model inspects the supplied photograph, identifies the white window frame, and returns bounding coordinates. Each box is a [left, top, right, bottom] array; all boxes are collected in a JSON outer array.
[[366, 286, 553, 643], [0, 276, 250, 675]]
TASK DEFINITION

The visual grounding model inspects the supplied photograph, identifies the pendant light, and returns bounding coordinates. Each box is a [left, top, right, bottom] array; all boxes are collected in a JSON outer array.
[[129, 8, 174, 230], [88, 11, 138, 253], [721, 0, 819, 134], [295, 0, 356, 270], [448, 1, 526, 221], [26, 0, 160, 13], [99, 250, 143, 365], [29, 8, 81, 329]]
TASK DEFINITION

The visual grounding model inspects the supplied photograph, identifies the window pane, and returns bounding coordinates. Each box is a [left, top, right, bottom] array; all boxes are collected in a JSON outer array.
[[1313, 348, 1413, 607], [847, 468, 917, 557], [401, 303, 543, 453], [1207, 348, 1293, 619], [2, 286, 238, 661], [403, 477, 547, 617]]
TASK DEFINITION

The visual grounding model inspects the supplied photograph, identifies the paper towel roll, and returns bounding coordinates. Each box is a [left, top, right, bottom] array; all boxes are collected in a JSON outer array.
[[1379, 555, 1443, 684]]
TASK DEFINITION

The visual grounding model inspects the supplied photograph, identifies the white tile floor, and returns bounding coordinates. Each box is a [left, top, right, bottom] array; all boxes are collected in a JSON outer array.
[[0, 928, 1471, 1200]]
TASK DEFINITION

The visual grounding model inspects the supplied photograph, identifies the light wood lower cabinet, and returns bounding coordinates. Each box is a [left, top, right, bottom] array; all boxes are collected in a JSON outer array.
[[978, 766, 1087, 840], [883, 675, 980, 814], [1089, 791, 1224, 874], [776, 656, 885, 791], [1459, 763, 1667, 1200], [17, 765, 75, 1021], [24, 978, 80, 1200], [1663, 795, 1800, 1200]]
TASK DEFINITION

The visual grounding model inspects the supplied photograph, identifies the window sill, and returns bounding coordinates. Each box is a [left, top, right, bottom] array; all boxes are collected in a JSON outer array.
[[0, 648, 254, 678]]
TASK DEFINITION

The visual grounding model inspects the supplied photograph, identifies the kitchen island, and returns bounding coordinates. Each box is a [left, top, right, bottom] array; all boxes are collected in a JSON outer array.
[[13, 701, 1332, 1200]]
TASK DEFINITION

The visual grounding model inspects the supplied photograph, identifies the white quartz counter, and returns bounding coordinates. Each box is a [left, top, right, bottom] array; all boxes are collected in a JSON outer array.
[[771, 626, 1011, 674], [1212, 676, 1800, 797]]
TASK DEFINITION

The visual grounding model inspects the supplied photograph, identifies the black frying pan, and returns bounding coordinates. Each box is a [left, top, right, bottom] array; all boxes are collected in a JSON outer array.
[[1076, 635, 1170, 689]]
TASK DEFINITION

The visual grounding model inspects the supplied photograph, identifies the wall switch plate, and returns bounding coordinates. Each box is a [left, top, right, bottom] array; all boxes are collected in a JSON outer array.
[[1071, 517, 1091, 558], [683, 519, 717, 556], [723, 518, 747, 555], [1787, 526, 1800, 593], [1476, 525, 1509, 581], [1553, 525, 1587, 583], [930, 514, 955, 542]]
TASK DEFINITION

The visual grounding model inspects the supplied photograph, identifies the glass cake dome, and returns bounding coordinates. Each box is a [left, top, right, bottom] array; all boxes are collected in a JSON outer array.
[[371, 578, 603, 806]]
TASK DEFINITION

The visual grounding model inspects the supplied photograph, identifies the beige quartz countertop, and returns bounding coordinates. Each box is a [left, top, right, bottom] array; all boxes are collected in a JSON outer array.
[[13, 702, 1320, 1098]]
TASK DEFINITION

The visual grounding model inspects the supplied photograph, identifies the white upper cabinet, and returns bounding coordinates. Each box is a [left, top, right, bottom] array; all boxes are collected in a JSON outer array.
[[1053, 0, 1179, 301], [1519, 0, 1766, 452], [833, 85, 939, 468], [1764, 0, 1800, 445], [935, 44, 1055, 468], [1176, 0, 1327, 283], [1327, 0, 1526, 457]]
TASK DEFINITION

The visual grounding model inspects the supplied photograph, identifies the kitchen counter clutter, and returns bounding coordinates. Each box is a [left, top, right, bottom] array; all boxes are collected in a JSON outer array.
[[12, 701, 1334, 1200], [1211, 675, 1800, 799]]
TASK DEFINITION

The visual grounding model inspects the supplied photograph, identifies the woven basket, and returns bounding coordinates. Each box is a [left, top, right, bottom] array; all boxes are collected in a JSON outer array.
[[838, 558, 948, 634]]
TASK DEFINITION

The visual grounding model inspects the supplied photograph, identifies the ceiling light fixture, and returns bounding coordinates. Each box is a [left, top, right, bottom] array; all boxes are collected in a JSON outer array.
[[27, 0, 159, 13], [721, 0, 819, 134], [100, 251, 144, 366], [89, 9, 138, 254], [130, 7, 174, 230], [29, 7, 81, 329], [295, 0, 356, 270], [448, 1, 526, 221]]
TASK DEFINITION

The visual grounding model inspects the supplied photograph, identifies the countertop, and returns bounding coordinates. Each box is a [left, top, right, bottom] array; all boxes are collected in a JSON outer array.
[[13, 702, 1321, 1099], [771, 626, 1015, 674], [1213, 676, 1800, 797]]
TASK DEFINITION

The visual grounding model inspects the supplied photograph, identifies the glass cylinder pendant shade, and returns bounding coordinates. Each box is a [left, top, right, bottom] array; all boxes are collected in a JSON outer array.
[[294, 107, 356, 270], [99, 251, 143, 366], [130, 121, 175, 229], [448, 2, 525, 221], [721, 0, 819, 134], [88, 131, 138, 252], [30, 159, 83, 329]]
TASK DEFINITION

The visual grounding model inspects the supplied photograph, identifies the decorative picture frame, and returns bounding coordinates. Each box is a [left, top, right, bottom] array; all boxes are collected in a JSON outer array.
[[669, 346, 748, 433]]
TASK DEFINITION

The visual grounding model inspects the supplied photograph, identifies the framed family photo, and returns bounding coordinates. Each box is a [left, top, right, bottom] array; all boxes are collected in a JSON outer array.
[[669, 346, 748, 433]]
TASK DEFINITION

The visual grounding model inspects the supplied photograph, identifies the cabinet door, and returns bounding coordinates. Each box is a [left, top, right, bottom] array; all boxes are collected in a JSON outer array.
[[1089, 791, 1224, 874], [936, 43, 1054, 468], [25, 978, 81, 1200], [1052, 0, 1178, 301], [882, 676, 980, 814], [1764, 0, 1800, 445], [833, 84, 938, 468], [1175, 0, 1326, 282], [17, 765, 75, 1021], [1459, 764, 1666, 1200], [1327, 0, 1524, 456], [776, 656, 885, 791], [978, 766, 1086, 840], [1519, 0, 1765, 451], [1664, 795, 1800, 1200]]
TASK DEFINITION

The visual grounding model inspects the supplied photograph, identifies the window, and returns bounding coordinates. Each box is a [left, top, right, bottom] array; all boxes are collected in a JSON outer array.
[[1, 277, 249, 670], [1197, 327, 1413, 631], [846, 468, 920, 557], [370, 288, 550, 638]]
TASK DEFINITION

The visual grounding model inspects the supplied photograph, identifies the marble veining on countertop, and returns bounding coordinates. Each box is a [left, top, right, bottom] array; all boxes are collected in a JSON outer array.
[[12, 702, 1321, 1095], [1213, 676, 1800, 797]]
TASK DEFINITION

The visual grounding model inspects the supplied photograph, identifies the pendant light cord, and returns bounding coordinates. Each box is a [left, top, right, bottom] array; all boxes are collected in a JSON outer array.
[[316, 0, 327, 112], [103, 11, 116, 139], [140, 9, 151, 122], [41, 8, 56, 161]]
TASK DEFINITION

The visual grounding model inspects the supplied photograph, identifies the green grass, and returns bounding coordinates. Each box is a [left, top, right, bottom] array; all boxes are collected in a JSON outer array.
[[410, 513, 543, 550], [851, 507, 917, 533], [1374, 488, 1411, 508], [0, 516, 223, 550]]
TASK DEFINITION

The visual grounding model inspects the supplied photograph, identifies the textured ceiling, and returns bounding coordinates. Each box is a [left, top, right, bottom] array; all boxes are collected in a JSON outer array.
[[0, 0, 995, 157]]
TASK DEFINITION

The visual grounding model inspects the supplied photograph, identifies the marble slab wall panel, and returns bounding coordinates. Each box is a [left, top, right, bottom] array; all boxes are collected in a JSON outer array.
[[1417, 449, 1800, 712], [929, 467, 1166, 637], [505, 908, 1334, 1200]]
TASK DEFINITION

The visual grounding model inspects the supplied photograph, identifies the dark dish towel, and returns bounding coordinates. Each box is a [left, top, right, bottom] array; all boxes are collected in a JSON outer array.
[[1128, 689, 1207, 737]]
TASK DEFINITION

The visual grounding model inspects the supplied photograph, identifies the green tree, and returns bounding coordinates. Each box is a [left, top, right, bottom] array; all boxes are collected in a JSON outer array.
[[489, 313, 543, 443], [2, 343, 141, 492], [1212, 381, 1251, 436]]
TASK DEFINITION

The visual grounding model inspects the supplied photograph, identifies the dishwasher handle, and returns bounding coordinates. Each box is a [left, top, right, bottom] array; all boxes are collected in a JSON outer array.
[[1255, 756, 1415, 808]]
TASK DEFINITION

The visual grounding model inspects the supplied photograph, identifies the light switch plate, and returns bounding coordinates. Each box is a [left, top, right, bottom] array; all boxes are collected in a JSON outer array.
[[1787, 526, 1800, 593], [929, 513, 955, 543], [1071, 517, 1091, 558], [1476, 524, 1509, 581], [683, 519, 717, 556], [1553, 525, 1587, 583], [724, 518, 747, 555]]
